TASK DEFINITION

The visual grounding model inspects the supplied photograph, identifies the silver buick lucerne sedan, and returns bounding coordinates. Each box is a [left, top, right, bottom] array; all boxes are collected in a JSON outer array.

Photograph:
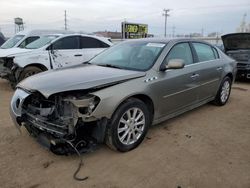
[[10, 38, 236, 154]]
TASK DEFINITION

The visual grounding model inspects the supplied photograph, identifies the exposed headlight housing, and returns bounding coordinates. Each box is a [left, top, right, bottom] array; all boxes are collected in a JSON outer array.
[[64, 94, 100, 116], [3, 57, 14, 69]]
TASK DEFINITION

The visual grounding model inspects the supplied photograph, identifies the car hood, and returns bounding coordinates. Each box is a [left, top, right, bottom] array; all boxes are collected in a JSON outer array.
[[18, 64, 146, 98], [221, 33, 250, 52], [0, 48, 32, 58]]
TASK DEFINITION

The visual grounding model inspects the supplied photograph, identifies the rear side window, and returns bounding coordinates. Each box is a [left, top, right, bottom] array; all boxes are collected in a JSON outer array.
[[81, 37, 109, 48], [53, 36, 80, 50], [193, 43, 216, 62], [165, 43, 193, 65], [18, 36, 40, 48]]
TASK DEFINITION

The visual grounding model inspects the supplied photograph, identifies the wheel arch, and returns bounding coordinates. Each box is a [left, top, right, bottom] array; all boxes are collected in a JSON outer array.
[[23, 63, 48, 71], [113, 94, 155, 122], [225, 72, 233, 81]]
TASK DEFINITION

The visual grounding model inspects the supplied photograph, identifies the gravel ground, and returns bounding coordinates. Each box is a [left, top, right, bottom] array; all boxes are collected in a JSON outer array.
[[0, 78, 249, 188]]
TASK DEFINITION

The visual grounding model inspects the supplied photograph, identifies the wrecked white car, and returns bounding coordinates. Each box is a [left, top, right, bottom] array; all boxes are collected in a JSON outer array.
[[1, 34, 112, 87]]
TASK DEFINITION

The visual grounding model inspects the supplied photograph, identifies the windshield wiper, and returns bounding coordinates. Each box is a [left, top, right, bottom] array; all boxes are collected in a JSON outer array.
[[96, 64, 121, 69]]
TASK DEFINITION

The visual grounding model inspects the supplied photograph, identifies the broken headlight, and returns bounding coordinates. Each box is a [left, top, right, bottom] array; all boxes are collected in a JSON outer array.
[[3, 57, 15, 69], [64, 95, 100, 116]]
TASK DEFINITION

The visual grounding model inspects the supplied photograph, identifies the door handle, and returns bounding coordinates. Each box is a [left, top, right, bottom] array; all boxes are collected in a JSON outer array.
[[190, 73, 200, 79], [216, 67, 222, 71], [74, 54, 83, 57]]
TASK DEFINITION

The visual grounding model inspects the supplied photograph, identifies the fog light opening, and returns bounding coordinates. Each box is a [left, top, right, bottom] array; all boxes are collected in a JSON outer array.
[[16, 98, 20, 108]]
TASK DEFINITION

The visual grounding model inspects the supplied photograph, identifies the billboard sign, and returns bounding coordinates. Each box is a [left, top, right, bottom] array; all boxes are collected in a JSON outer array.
[[121, 22, 148, 39]]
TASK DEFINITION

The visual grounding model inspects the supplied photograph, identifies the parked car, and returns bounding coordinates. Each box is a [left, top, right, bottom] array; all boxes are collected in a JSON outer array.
[[0, 30, 74, 84], [0, 29, 72, 49], [0, 34, 63, 85], [222, 33, 250, 79], [1, 34, 112, 87], [10, 38, 236, 154]]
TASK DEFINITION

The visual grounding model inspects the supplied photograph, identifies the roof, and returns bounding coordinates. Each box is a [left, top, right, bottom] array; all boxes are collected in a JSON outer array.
[[121, 37, 212, 45], [15, 29, 75, 36]]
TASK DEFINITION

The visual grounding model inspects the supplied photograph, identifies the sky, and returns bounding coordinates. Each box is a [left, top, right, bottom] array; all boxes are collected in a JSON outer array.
[[0, 0, 250, 37]]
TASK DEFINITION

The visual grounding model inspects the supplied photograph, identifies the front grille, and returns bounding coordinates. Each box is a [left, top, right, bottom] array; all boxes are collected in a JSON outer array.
[[237, 63, 250, 69], [25, 112, 68, 136]]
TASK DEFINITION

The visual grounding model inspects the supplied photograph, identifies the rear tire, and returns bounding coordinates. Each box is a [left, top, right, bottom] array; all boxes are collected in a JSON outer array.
[[105, 98, 151, 152], [213, 76, 232, 106], [19, 66, 43, 82]]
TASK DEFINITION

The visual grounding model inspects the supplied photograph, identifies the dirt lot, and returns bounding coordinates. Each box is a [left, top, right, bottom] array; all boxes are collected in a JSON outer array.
[[0, 78, 249, 188]]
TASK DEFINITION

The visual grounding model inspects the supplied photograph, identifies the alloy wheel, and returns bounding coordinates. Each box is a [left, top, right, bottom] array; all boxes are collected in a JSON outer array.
[[117, 107, 145, 145], [220, 80, 230, 103]]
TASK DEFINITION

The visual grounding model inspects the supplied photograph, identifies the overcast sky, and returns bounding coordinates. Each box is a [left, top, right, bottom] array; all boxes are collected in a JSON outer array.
[[0, 0, 250, 37]]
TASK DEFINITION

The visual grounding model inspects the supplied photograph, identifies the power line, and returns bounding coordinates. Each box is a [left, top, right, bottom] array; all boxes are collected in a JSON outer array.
[[172, 25, 176, 38], [64, 10, 68, 30], [163, 9, 170, 37]]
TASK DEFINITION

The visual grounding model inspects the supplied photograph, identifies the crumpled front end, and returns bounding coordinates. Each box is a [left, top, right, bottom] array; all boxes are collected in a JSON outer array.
[[10, 88, 107, 155], [0, 57, 21, 84]]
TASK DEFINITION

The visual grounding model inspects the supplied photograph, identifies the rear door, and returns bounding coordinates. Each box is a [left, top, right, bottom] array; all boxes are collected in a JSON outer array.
[[191, 42, 222, 101], [51, 36, 83, 68], [80, 36, 110, 62]]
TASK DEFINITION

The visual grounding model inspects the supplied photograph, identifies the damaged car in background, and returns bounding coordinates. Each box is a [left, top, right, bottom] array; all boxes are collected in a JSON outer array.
[[222, 33, 250, 79], [0, 30, 73, 86], [1, 34, 112, 88], [0, 34, 61, 87], [10, 38, 236, 154]]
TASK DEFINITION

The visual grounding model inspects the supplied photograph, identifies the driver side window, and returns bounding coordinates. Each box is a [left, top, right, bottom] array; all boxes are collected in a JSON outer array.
[[164, 43, 193, 66]]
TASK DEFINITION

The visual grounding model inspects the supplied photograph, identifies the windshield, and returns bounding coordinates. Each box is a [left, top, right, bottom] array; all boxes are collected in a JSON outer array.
[[0, 35, 25, 49], [25, 35, 59, 49], [90, 41, 166, 71]]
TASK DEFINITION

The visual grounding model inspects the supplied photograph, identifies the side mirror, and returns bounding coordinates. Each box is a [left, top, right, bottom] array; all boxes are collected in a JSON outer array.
[[161, 59, 185, 71]]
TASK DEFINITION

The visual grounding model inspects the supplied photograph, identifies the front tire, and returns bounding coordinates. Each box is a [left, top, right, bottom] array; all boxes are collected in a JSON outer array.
[[214, 76, 232, 106], [19, 66, 43, 82], [106, 98, 151, 152]]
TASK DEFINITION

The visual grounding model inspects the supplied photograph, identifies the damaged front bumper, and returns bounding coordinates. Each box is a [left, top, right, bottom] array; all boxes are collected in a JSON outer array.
[[10, 88, 107, 155], [236, 62, 250, 79], [10, 88, 31, 131]]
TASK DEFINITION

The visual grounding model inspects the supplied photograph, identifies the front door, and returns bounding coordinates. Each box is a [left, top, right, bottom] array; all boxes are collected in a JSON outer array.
[[152, 42, 200, 118]]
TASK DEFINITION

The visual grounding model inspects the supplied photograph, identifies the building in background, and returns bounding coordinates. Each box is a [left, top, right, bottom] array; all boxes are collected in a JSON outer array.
[[94, 31, 122, 39], [14, 17, 24, 33]]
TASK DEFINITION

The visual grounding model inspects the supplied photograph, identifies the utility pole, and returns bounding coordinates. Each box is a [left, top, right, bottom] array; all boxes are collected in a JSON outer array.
[[163, 9, 170, 37], [64, 10, 68, 30], [172, 25, 176, 38]]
